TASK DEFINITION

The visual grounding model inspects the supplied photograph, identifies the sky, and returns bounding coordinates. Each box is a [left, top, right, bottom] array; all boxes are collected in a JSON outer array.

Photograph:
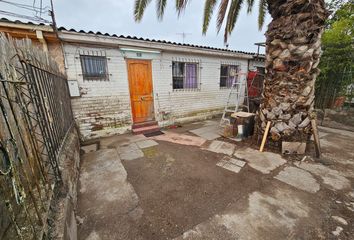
[[0, 0, 271, 53]]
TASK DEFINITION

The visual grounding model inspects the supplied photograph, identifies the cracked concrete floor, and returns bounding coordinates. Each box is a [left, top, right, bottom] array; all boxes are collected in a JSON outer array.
[[77, 121, 354, 240]]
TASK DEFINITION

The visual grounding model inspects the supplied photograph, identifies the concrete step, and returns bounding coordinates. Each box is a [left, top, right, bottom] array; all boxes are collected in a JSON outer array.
[[132, 124, 160, 135], [132, 121, 158, 129]]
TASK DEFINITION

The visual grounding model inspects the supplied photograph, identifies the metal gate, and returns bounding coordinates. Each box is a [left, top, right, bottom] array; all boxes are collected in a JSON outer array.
[[0, 35, 74, 239]]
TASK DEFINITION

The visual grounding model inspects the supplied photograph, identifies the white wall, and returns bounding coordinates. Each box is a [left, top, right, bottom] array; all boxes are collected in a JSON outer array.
[[151, 52, 248, 125], [64, 43, 253, 140]]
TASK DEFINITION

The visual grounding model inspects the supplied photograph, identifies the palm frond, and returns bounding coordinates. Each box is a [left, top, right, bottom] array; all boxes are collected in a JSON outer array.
[[224, 0, 243, 43], [134, 0, 153, 22], [258, 0, 267, 30], [176, 0, 189, 16], [157, 0, 167, 20], [216, 0, 229, 33], [202, 0, 218, 34], [246, 0, 255, 13]]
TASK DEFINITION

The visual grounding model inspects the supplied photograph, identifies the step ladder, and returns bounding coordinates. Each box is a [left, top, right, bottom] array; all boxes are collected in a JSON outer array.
[[220, 72, 250, 126]]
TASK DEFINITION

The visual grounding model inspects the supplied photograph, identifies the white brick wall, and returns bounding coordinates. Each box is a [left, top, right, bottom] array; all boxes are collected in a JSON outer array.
[[151, 52, 248, 123], [64, 43, 258, 140]]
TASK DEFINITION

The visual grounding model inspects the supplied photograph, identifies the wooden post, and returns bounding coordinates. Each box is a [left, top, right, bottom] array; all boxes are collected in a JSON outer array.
[[259, 121, 271, 152], [311, 119, 321, 158]]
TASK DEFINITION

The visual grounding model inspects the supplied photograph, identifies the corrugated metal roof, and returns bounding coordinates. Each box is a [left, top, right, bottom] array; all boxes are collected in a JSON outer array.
[[0, 17, 265, 58], [0, 17, 48, 26]]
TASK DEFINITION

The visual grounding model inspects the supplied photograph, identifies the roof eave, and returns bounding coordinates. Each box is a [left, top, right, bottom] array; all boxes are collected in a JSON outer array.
[[0, 20, 53, 32], [58, 31, 254, 59]]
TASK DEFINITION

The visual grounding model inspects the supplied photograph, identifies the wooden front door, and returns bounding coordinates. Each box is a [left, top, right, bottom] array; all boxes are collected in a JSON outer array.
[[127, 59, 154, 123]]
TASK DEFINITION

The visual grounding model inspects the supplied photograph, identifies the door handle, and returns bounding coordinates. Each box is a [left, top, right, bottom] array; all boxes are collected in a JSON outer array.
[[140, 96, 150, 101]]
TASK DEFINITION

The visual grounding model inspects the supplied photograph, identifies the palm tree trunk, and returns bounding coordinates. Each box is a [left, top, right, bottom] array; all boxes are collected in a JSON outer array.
[[258, 0, 328, 142]]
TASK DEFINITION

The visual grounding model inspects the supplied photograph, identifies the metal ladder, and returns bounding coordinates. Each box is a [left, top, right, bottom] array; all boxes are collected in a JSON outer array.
[[220, 72, 250, 126]]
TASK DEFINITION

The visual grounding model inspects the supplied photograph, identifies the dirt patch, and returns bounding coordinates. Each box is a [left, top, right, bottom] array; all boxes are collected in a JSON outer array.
[[122, 141, 264, 239]]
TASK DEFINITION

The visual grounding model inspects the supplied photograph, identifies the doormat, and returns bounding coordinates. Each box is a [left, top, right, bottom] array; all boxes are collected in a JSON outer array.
[[144, 131, 164, 137]]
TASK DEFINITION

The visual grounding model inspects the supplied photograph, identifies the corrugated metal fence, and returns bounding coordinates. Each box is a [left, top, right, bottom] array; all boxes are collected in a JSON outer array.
[[0, 34, 73, 239]]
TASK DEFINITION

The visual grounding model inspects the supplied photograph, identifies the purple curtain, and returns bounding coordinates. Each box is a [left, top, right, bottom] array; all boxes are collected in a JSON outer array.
[[185, 63, 198, 89]]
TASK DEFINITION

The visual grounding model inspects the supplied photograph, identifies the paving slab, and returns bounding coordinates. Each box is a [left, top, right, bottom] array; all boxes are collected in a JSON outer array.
[[228, 157, 246, 167], [197, 131, 221, 140], [189, 125, 220, 140], [295, 162, 351, 190], [99, 134, 147, 149], [275, 166, 320, 193], [152, 131, 206, 146], [78, 149, 140, 240], [174, 189, 310, 240], [190, 125, 218, 135], [217, 155, 246, 167], [282, 142, 306, 154], [216, 156, 245, 174], [135, 139, 159, 149], [126, 134, 147, 143], [204, 140, 235, 156], [217, 161, 241, 173], [117, 143, 144, 161], [81, 143, 99, 154], [234, 148, 286, 174]]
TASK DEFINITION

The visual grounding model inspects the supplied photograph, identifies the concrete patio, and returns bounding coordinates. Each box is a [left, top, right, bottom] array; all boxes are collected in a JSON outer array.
[[77, 120, 354, 240]]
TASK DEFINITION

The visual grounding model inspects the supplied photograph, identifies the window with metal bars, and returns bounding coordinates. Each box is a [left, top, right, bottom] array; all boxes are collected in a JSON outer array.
[[172, 61, 199, 90], [220, 65, 239, 88], [80, 55, 109, 81]]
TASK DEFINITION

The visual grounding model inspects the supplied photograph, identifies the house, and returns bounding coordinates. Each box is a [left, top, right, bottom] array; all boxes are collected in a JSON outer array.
[[57, 28, 264, 140], [59, 28, 264, 139], [0, 18, 65, 73], [0, 18, 265, 140]]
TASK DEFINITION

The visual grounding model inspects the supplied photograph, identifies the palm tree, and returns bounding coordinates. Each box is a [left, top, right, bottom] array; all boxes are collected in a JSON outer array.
[[134, 0, 328, 142]]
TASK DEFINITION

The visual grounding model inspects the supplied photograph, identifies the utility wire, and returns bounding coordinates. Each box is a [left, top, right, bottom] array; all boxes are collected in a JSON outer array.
[[0, 10, 51, 23], [0, 0, 51, 23], [0, 0, 49, 12]]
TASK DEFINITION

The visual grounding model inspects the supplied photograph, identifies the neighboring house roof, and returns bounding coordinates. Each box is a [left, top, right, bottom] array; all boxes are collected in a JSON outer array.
[[0, 17, 48, 26], [0, 17, 265, 59], [0, 17, 53, 31]]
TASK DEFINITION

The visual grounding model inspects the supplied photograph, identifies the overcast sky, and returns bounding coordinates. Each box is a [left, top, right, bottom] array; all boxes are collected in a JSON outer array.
[[0, 0, 271, 53]]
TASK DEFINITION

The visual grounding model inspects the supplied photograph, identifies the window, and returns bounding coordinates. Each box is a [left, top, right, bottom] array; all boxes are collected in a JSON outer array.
[[220, 65, 238, 88], [172, 61, 198, 90], [80, 55, 108, 81]]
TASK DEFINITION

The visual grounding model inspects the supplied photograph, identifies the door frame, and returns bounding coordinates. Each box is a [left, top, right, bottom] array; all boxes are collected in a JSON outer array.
[[126, 59, 155, 124]]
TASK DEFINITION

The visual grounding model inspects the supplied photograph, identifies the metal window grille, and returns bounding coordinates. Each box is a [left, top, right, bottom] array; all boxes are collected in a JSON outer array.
[[172, 61, 199, 90], [80, 55, 109, 81]]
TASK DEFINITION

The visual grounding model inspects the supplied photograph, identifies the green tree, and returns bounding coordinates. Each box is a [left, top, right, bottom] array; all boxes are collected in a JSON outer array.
[[315, 1, 354, 108], [134, 0, 328, 142]]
